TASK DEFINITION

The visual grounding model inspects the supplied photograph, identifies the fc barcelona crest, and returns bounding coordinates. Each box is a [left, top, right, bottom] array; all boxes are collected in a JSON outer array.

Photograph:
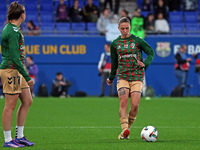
[[156, 42, 171, 58]]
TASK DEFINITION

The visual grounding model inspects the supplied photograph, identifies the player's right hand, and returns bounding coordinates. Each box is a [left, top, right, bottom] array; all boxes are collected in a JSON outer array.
[[137, 60, 145, 68], [28, 80, 34, 87], [107, 78, 113, 85]]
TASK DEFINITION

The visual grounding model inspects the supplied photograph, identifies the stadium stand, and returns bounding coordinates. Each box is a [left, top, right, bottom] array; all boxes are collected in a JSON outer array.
[[0, 0, 200, 35], [185, 23, 200, 35], [26, 11, 39, 23], [0, 13, 6, 23], [0, 0, 7, 24], [8, 0, 22, 5], [41, 12, 54, 23], [40, 1, 54, 12], [86, 23, 99, 35], [137, 0, 144, 9], [56, 23, 71, 35], [0, 22, 4, 32], [71, 22, 86, 35], [0, 0, 7, 12], [184, 12, 198, 23], [141, 11, 150, 18], [169, 12, 183, 24], [24, 0, 38, 12], [170, 23, 185, 35], [41, 23, 55, 35]]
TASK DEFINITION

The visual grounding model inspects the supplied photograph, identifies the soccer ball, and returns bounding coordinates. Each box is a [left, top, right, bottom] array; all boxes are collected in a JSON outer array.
[[141, 126, 158, 142]]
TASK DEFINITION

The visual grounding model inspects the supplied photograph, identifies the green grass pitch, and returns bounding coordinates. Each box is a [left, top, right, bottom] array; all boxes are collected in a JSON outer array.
[[0, 97, 200, 150]]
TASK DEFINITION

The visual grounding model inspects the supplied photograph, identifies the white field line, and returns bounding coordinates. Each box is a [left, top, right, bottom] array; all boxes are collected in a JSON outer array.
[[0, 126, 200, 129]]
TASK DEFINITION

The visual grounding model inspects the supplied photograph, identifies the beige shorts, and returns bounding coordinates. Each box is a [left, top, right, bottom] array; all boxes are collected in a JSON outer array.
[[0, 69, 29, 94], [117, 80, 143, 93]]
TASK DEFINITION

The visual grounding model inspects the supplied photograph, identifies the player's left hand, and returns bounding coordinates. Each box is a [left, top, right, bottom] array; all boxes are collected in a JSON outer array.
[[137, 60, 145, 68], [106, 78, 113, 85]]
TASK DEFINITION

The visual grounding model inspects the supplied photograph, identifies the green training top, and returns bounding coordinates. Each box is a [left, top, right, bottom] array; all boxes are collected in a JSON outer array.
[[130, 16, 144, 39], [109, 34, 155, 82], [0, 23, 31, 82]]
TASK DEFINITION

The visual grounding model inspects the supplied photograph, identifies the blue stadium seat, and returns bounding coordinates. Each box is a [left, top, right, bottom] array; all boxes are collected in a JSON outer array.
[[185, 23, 200, 35], [1, 0, 7, 3], [169, 12, 183, 23], [71, 23, 86, 35], [26, 11, 39, 23], [137, 0, 143, 9], [199, 0, 200, 12], [24, 0, 38, 12], [70, 0, 85, 8], [87, 23, 99, 35], [56, 23, 71, 35], [140, 11, 150, 18], [41, 23, 55, 35], [40, 1, 53, 12], [0, 1, 7, 12], [0, 13, 7, 23], [184, 12, 198, 23], [41, 12, 54, 23], [0, 23, 5, 32], [9, 0, 22, 5], [170, 23, 185, 35]]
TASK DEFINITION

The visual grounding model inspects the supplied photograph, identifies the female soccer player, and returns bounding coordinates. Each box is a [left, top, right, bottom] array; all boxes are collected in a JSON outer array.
[[107, 17, 155, 140], [0, 2, 34, 147]]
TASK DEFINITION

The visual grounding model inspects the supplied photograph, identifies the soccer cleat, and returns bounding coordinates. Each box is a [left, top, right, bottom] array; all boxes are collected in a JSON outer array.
[[118, 129, 130, 140], [125, 128, 130, 139], [3, 140, 25, 147], [14, 136, 34, 146], [125, 136, 130, 140]]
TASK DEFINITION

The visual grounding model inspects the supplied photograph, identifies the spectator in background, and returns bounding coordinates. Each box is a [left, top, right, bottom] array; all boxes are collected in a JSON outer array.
[[104, 0, 113, 12], [130, 8, 145, 39], [26, 56, 38, 97], [98, 43, 114, 97], [142, 0, 153, 11], [167, 0, 181, 11], [184, 0, 198, 11], [83, 0, 99, 22], [120, 9, 131, 22], [97, 8, 111, 35], [155, 0, 168, 20], [56, 0, 70, 22], [27, 20, 40, 35], [155, 12, 169, 34], [51, 72, 72, 98], [174, 44, 192, 96], [69, 0, 83, 22], [145, 13, 155, 34], [113, 0, 120, 18]]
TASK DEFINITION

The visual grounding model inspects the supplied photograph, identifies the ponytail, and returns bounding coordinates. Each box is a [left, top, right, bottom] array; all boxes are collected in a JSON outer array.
[[6, 1, 25, 24]]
